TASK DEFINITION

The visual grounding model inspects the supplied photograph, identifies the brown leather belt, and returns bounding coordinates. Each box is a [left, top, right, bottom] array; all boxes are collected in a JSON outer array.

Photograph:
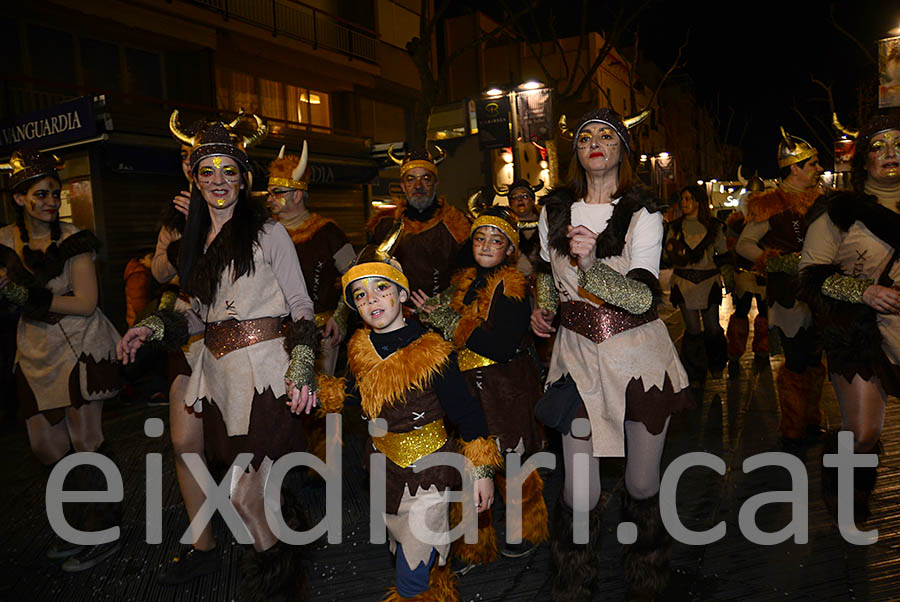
[[205, 317, 288, 359], [673, 268, 719, 283], [559, 300, 656, 344]]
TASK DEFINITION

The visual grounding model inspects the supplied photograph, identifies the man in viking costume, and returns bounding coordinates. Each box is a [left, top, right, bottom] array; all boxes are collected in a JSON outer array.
[[267, 141, 355, 376], [368, 146, 470, 298], [800, 112, 900, 524], [736, 128, 825, 449]]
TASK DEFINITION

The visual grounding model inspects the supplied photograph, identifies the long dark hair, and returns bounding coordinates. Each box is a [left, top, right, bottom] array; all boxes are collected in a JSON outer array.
[[680, 185, 713, 227], [567, 150, 634, 200], [12, 174, 63, 268], [178, 169, 269, 305]]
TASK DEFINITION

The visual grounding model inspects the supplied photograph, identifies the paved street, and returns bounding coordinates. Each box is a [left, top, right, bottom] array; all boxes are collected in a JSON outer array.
[[2, 295, 899, 601]]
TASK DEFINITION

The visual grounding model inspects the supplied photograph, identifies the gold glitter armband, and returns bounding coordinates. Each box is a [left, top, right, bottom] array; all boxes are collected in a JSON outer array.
[[577, 262, 652, 315], [535, 272, 559, 313], [822, 273, 873, 304], [286, 344, 317, 390], [765, 252, 801, 274], [471, 464, 496, 480], [421, 304, 461, 340], [135, 315, 165, 342], [1, 281, 28, 306], [158, 290, 178, 311]]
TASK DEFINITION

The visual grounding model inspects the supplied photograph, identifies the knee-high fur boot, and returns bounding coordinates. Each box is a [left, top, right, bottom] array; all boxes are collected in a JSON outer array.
[[449, 502, 497, 567], [680, 332, 707, 384], [751, 314, 769, 355], [238, 491, 309, 602], [496, 471, 549, 551], [381, 563, 460, 602], [725, 315, 749, 360], [704, 328, 728, 376], [549, 496, 603, 602], [622, 492, 671, 602]]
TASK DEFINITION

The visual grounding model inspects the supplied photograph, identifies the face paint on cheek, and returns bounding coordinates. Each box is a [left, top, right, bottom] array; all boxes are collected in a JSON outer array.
[[390, 298, 395, 307]]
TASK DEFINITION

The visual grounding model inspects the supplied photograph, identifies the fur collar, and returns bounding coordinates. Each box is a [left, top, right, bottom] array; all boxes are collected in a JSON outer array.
[[665, 217, 721, 265], [0, 229, 100, 287], [285, 213, 335, 245], [820, 191, 900, 252], [745, 187, 821, 223], [366, 197, 470, 244], [542, 185, 659, 259], [448, 265, 526, 348], [347, 328, 452, 419]]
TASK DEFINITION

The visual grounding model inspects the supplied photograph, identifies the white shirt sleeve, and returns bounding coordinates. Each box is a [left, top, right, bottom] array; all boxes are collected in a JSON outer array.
[[538, 206, 551, 262], [736, 219, 769, 264], [626, 209, 663, 277], [798, 214, 842, 271]]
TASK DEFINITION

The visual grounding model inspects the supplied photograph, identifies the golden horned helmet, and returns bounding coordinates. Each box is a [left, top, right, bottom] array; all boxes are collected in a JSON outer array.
[[268, 141, 310, 191], [777, 126, 818, 168], [169, 109, 268, 171], [559, 107, 651, 154], [387, 145, 446, 177]]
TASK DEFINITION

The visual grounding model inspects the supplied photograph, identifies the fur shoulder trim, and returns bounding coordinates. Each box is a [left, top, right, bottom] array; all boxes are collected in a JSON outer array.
[[348, 329, 453, 419], [745, 187, 820, 223], [286, 213, 336, 245], [440, 201, 472, 244], [366, 208, 395, 234], [824, 192, 900, 252], [459, 436, 503, 468], [10, 229, 101, 285], [449, 265, 525, 348]]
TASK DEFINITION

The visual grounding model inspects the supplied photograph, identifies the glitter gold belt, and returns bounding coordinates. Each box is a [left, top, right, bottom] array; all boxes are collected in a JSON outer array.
[[559, 301, 656, 344], [372, 419, 448, 468], [457, 347, 497, 371], [204, 317, 288, 359]]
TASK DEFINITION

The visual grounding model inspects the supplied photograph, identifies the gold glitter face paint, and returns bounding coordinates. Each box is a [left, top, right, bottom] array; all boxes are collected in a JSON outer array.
[[867, 130, 900, 182], [212, 156, 222, 168]]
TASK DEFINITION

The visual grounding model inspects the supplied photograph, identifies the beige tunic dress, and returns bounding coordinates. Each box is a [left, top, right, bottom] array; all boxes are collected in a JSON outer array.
[[539, 202, 690, 457], [666, 217, 727, 310], [1, 224, 120, 415]]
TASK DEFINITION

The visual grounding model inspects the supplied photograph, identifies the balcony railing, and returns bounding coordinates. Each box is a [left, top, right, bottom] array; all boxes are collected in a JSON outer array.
[[191, 0, 377, 63]]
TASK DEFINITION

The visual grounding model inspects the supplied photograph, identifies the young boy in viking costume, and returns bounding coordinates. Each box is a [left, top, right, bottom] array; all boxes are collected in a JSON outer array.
[[411, 206, 548, 573], [330, 236, 501, 601]]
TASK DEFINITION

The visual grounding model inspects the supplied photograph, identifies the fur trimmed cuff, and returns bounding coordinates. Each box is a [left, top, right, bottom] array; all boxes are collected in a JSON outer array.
[[460, 437, 503, 474], [797, 263, 840, 308], [286, 317, 320, 357], [22, 285, 53, 320], [153, 309, 189, 348], [314, 374, 346, 417]]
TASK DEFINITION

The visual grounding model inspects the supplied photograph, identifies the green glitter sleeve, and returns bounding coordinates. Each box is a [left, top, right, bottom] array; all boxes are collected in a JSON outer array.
[[577, 261, 653, 315], [821, 273, 873, 304], [535, 272, 559, 313]]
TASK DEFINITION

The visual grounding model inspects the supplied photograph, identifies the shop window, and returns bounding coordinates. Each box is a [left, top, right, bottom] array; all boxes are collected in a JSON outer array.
[[125, 47, 162, 98], [82, 38, 121, 92], [259, 78, 285, 121], [28, 24, 76, 84]]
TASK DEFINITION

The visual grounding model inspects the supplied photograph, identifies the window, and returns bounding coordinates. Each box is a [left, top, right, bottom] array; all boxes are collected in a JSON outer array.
[[125, 47, 162, 98], [259, 78, 285, 120], [287, 85, 330, 130], [28, 24, 76, 84], [82, 39, 121, 92], [216, 69, 330, 130]]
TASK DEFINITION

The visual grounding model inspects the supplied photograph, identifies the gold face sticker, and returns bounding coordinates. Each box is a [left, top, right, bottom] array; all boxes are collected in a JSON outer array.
[[212, 156, 223, 168]]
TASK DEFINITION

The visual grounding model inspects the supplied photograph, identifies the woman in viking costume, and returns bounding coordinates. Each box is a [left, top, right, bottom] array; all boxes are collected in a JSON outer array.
[[724, 172, 769, 375], [411, 206, 547, 573], [325, 234, 501, 601], [0, 150, 122, 571], [799, 113, 900, 524], [118, 116, 320, 601], [736, 128, 825, 449], [153, 111, 222, 585], [531, 109, 692, 601], [267, 141, 355, 376], [664, 184, 730, 384], [493, 179, 543, 276]]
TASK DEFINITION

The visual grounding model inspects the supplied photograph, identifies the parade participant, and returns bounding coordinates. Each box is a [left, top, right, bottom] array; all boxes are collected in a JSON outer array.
[[495, 179, 543, 276], [151, 111, 220, 585], [267, 141, 355, 375], [117, 116, 320, 601], [532, 109, 692, 601], [368, 146, 470, 298], [0, 150, 121, 571], [330, 237, 501, 601], [800, 113, 900, 523], [724, 173, 769, 375], [664, 184, 730, 384], [736, 127, 825, 449], [412, 206, 547, 572]]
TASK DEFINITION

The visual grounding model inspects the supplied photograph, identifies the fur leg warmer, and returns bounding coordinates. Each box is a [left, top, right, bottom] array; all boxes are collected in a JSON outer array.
[[622, 492, 671, 602], [776, 366, 808, 440], [704, 328, 728, 375], [680, 332, 707, 383], [495, 471, 549, 546], [381, 564, 460, 602], [751, 315, 769, 354], [238, 492, 309, 602], [450, 503, 497, 566], [725, 315, 749, 359], [549, 497, 603, 602]]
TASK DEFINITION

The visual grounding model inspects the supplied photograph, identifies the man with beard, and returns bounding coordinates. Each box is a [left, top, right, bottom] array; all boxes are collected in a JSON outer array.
[[736, 127, 825, 451], [368, 147, 470, 299]]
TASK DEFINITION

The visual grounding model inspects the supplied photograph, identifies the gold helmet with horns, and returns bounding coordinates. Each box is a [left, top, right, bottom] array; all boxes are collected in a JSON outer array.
[[559, 107, 651, 154], [776, 126, 818, 168], [0, 149, 64, 190], [387, 145, 446, 177], [169, 109, 268, 171], [341, 218, 408, 309], [268, 141, 310, 191]]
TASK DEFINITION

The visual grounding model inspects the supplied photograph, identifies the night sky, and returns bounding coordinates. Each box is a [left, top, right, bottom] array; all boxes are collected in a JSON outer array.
[[476, 0, 899, 177]]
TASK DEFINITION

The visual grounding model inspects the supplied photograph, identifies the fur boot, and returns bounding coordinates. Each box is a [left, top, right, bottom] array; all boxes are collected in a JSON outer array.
[[381, 563, 460, 602], [725, 314, 749, 359], [776, 366, 808, 441], [238, 492, 309, 601], [549, 496, 603, 602], [450, 503, 497, 566], [622, 492, 671, 602], [751, 314, 769, 355], [680, 332, 707, 384], [704, 328, 728, 376]]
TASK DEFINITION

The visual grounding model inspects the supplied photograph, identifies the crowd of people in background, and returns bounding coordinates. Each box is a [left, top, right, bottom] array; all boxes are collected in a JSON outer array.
[[1, 105, 898, 602]]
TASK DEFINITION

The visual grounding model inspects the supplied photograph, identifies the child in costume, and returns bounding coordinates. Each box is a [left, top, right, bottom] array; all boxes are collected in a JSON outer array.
[[412, 206, 547, 572], [332, 236, 502, 601]]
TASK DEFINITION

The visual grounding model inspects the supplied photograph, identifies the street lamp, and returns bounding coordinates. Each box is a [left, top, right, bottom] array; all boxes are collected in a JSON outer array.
[[481, 81, 547, 181]]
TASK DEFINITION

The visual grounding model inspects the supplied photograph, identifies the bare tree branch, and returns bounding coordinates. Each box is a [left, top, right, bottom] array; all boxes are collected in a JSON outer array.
[[829, 3, 876, 65], [645, 29, 689, 110], [563, 0, 591, 96], [791, 97, 834, 158]]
